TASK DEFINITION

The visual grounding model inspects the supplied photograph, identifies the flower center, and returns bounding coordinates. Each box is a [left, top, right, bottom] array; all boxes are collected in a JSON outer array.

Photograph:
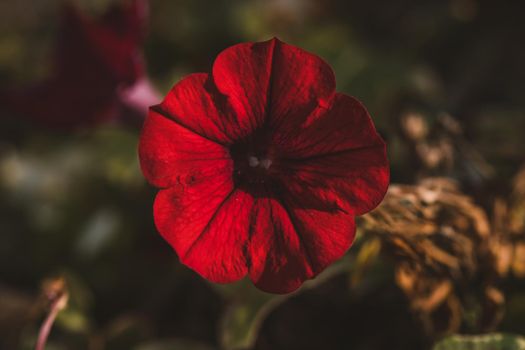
[[228, 129, 281, 195], [229, 139, 277, 192], [248, 156, 272, 169]]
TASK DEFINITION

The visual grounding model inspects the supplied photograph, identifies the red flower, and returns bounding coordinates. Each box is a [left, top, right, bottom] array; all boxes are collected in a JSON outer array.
[[139, 38, 389, 293], [1, 0, 159, 129]]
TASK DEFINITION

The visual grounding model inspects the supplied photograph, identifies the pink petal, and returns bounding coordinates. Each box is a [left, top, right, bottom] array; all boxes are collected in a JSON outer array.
[[119, 77, 161, 116]]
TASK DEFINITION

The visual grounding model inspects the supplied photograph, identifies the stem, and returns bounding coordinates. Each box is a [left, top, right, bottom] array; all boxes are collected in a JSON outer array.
[[35, 292, 68, 350]]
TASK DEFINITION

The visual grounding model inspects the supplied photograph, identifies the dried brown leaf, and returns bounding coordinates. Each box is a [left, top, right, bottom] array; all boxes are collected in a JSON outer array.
[[360, 178, 501, 336]]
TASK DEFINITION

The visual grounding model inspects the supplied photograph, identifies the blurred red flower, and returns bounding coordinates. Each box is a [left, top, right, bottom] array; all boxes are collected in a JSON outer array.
[[1, 0, 159, 129], [139, 38, 389, 293]]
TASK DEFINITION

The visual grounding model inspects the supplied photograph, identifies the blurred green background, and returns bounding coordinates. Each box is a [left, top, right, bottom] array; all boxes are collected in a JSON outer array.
[[1, 0, 524, 349]]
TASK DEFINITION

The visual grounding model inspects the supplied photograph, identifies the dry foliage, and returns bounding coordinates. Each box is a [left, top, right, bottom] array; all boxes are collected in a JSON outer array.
[[398, 110, 493, 182], [491, 165, 525, 278], [360, 178, 503, 336]]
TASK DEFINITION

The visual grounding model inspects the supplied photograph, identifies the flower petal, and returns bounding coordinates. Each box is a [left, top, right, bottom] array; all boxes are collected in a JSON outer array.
[[267, 39, 336, 137], [1, 1, 148, 128], [212, 40, 274, 136], [138, 108, 232, 188], [156, 73, 243, 144], [276, 93, 382, 157], [280, 151, 388, 216], [78, 0, 147, 83], [154, 184, 252, 283], [276, 94, 389, 215], [139, 39, 389, 294], [212, 38, 335, 137], [248, 193, 355, 294]]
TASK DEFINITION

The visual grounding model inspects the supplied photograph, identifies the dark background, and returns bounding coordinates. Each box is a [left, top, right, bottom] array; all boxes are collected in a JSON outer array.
[[0, 0, 524, 349]]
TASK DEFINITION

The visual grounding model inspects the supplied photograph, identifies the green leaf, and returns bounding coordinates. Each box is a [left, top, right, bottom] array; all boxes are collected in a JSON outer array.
[[433, 334, 525, 350], [350, 237, 382, 286]]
